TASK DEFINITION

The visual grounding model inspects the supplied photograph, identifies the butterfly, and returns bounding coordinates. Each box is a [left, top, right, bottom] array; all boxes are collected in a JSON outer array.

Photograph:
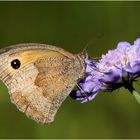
[[0, 43, 86, 124]]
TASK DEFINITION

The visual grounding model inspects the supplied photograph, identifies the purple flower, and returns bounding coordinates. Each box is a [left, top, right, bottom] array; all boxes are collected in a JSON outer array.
[[70, 38, 140, 103]]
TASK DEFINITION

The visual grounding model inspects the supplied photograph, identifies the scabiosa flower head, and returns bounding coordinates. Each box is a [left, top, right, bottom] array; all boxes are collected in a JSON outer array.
[[70, 38, 140, 103]]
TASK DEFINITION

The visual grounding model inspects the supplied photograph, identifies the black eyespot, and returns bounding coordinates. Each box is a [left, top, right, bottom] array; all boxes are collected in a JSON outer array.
[[11, 59, 21, 69]]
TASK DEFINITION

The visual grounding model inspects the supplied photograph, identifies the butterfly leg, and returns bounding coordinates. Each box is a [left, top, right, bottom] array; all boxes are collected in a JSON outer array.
[[76, 84, 89, 102]]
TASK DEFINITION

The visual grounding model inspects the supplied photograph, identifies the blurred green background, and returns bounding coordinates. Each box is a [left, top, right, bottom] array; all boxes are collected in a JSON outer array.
[[0, 1, 140, 139]]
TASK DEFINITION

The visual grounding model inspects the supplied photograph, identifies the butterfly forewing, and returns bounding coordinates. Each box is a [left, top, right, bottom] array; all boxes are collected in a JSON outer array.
[[0, 43, 86, 124]]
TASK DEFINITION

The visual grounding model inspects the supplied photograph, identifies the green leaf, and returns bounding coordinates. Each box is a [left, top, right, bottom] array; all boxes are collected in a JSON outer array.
[[132, 90, 140, 104]]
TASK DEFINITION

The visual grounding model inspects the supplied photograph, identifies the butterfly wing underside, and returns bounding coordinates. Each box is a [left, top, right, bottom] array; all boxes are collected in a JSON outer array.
[[0, 44, 85, 124]]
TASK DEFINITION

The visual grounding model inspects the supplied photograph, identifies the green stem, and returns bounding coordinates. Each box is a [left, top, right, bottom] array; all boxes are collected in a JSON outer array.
[[132, 90, 140, 104]]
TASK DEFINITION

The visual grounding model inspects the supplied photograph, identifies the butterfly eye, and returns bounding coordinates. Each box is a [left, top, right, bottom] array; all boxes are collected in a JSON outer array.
[[11, 59, 21, 69]]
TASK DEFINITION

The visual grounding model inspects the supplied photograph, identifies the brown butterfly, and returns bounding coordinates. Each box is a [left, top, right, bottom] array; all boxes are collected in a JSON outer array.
[[0, 43, 86, 124]]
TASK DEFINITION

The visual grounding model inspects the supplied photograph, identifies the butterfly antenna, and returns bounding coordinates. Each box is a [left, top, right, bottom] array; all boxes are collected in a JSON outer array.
[[82, 32, 104, 59], [82, 48, 88, 59]]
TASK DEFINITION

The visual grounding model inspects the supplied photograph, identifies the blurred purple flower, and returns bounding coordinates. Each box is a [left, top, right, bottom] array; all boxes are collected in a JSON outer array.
[[70, 38, 140, 103]]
